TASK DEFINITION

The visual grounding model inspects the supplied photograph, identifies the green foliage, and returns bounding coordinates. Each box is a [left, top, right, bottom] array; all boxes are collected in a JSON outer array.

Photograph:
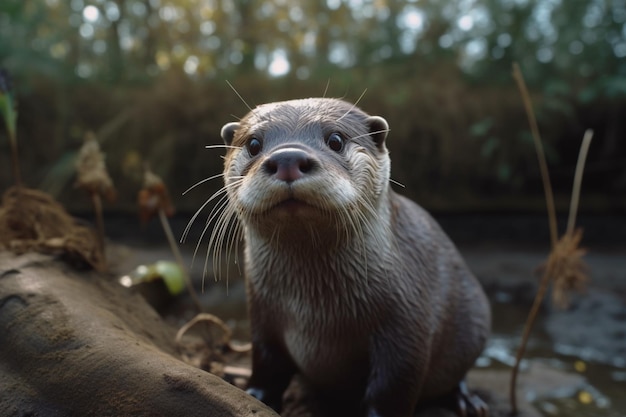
[[580, 75, 626, 103], [0, 69, 17, 143], [0, 0, 624, 211]]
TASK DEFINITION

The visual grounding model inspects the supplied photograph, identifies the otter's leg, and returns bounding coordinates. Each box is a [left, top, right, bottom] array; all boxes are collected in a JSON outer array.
[[363, 328, 426, 417], [452, 380, 488, 417], [246, 338, 297, 413]]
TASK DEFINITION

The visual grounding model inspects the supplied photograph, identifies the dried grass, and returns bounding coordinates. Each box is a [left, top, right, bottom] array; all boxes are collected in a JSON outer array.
[[509, 63, 593, 415], [0, 186, 105, 270]]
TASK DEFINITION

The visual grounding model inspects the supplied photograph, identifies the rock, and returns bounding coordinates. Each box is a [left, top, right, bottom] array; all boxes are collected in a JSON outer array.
[[0, 252, 277, 417]]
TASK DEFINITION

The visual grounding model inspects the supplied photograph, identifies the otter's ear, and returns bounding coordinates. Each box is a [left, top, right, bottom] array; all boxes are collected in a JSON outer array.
[[221, 122, 240, 145], [366, 116, 389, 147]]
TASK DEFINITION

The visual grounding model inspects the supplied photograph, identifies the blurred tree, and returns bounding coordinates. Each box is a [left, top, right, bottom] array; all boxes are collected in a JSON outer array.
[[0, 0, 624, 211]]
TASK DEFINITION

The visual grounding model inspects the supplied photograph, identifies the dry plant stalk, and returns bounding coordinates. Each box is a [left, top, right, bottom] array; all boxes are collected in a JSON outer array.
[[175, 313, 251, 382], [512, 64, 558, 247], [138, 165, 203, 313], [175, 313, 252, 354], [509, 64, 592, 415], [548, 229, 589, 309], [75, 132, 116, 265]]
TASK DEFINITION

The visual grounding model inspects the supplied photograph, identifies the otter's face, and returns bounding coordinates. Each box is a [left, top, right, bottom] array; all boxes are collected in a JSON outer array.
[[221, 98, 390, 238]]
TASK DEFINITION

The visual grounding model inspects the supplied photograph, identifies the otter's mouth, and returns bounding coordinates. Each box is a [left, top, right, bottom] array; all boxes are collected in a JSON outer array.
[[272, 198, 313, 211], [259, 196, 325, 218]]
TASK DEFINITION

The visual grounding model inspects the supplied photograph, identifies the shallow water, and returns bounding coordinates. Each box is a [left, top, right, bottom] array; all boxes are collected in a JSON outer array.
[[483, 296, 626, 417]]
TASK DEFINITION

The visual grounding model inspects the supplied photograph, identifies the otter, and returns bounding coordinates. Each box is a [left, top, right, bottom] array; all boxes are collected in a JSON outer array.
[[218, 98, 491, 417]]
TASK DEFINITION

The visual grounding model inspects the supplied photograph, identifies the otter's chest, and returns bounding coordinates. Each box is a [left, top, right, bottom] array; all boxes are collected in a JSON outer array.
[[282, 304, 371, 388], [248, 255, 380, 385]]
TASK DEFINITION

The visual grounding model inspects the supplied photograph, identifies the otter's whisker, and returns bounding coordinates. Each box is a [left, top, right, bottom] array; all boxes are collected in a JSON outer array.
[[222, 206, 244, 280], [193, 192, 231, 271], [205, 144, 243, 150], [209, 195, 240, 283], [182, 173, 224, 196], [226, 80, 254, 113], [181, 195, 218, 245], [389, 178, 405, 188], [226, 80, 270, 123], [338, 206, 353, 245], [205, 199, 233, 286], [223, 205, 243, 290], [322, 78, 331, 98], [337, 89, 367, 122], [181, 178, 242, 244], [349, 129, 391, 141], [358, 197, 378, 222], [191, 178, 243, 276], [205, 180, 242, 233]]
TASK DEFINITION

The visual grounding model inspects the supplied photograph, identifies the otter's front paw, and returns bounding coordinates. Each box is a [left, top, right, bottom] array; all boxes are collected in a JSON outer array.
[[454, 381, 489, 417], [366, 408, 383, 417], [247, 387, 283, 413]]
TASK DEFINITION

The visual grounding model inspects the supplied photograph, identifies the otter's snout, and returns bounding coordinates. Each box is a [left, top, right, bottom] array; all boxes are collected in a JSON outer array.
[[263, 148, 317, 183]]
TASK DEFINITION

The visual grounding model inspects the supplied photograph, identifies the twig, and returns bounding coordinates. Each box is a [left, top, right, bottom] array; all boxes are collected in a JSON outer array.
[[139, 165, 204, 313], [75, 133, 115, 270], [512, 63, 558, 248], [158, 207, 204, 314], [567, 130, 594, 235], [509, 62, 559, 415], [508, 68, 593, 413], [91, 193, 106, 266], [175, 312, 251, 353], [509, 266, 551, 415]]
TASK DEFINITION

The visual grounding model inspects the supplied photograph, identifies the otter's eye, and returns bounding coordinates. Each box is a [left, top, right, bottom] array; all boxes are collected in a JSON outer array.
[[247, 137, 262, 156], [326, 132, 344, 152]]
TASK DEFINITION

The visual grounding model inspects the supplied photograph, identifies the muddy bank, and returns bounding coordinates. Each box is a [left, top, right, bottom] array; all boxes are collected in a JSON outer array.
[[0, 252, 276, 417]]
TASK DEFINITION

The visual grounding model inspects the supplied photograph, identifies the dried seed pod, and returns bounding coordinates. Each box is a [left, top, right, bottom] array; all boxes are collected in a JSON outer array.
[[75, 132, 116, 202]]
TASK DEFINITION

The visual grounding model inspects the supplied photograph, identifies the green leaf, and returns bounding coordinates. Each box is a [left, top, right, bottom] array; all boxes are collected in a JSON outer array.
[[470, 118, 494, 137], [154, 261, 185, 296], [0, 69, 17, 144]]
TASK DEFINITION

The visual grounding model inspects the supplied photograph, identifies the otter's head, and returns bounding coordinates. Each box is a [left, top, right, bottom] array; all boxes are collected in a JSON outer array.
[[220, 98, 390, 241]]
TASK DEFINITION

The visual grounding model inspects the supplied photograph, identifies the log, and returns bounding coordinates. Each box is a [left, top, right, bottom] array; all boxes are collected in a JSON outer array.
[[0, 252, 277, 417]]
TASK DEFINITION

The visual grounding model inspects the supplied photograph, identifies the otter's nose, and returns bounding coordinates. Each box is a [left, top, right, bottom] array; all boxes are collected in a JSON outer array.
[[263, 148, 315, 182]]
